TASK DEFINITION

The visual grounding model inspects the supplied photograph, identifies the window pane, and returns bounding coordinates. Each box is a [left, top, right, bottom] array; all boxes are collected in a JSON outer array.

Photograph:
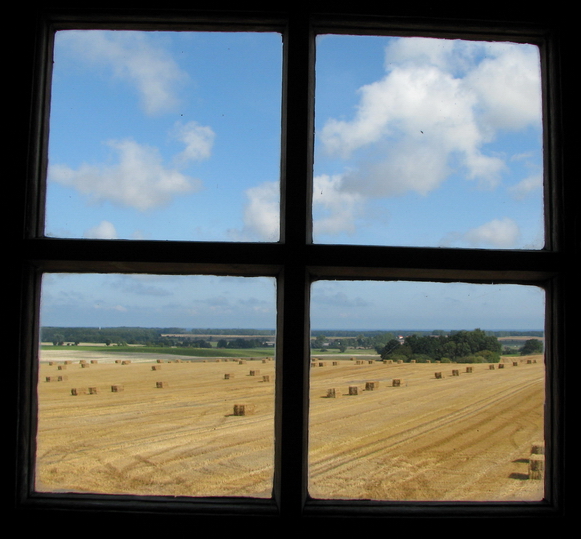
[[36, 274, 276, 497], [309, 281, 545, 501], [313, 36, 544, 249], [46, 31, 282, 242]]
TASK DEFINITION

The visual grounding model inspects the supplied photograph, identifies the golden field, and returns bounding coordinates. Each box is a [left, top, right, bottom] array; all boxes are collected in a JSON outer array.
[[36, 350, 545, 501]]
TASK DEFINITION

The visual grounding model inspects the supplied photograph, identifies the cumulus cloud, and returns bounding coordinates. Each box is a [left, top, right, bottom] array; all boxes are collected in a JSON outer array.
[[316, 38, 541, 237], [509, 173, 543, 200], [313, 174, 365, 235], [57, 30, 188, 115], [321, 39, 539, 194], [235, 173, 364, 241], [171, 121, 215, 165], [442, 217, 521, 248], [229, 181, 280, 241], [49, 138, 202, 211], [84, 220, 118, 239]]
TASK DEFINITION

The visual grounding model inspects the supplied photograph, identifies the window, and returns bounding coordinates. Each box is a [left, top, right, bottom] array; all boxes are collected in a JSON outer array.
[[14, 5, 574, 526]]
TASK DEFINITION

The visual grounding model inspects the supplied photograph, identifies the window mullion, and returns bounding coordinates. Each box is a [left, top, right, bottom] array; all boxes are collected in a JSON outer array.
[[275, 13, 314, 516]]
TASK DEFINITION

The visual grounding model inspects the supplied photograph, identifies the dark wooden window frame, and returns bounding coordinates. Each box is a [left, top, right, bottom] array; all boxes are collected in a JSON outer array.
[[13, 4, 576, 526]]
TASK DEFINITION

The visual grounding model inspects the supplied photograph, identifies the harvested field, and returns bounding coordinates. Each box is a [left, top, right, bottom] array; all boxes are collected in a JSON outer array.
[[309, 356, 545, 501], [35, 350, 544, 501]]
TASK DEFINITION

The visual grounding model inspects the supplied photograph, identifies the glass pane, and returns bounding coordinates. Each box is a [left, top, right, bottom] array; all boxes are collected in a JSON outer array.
[[46, 31, 282, 242], [309, 281, 545, 501], [36, 274, 276, 497], [314, 36, 544, 249]]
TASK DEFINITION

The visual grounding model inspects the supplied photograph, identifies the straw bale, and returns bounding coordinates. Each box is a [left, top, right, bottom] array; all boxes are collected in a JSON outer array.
[[348, 386, 360, 395], [326, 388, 341, 398], [233, 403, 255, 416], [156, 381, 168, 388], [435, 372, 442, 379], [111, 385, 124, 392], [529, 454, 544, 480], [392, 379, 401, 387], [365, 381, 379, 390], [531, 441, 545, 455]]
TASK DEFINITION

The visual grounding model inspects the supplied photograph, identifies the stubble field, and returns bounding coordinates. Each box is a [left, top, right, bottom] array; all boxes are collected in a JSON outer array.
[[36, 350, 545, 501]]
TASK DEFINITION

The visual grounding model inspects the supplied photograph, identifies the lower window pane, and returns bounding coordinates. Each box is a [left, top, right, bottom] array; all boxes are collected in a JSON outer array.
[[309, 280, 545, 501], [36, 273, 276, 498]]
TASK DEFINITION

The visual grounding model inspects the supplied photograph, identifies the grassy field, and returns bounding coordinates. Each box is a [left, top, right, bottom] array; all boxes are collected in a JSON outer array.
[[36, 350, 545, 501]]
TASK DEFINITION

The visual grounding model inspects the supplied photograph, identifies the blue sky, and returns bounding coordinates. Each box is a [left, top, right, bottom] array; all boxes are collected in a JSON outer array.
[[41, 30, 545, 330]]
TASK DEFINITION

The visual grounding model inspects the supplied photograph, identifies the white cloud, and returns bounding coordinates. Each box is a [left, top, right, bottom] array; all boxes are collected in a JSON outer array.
[[49, 138, 202, 211], [230, 181, 280, 241], [461, 217, 521, 248], [509, 173, 543, 200], [57, 30, 188, 115], [313, 174, 365, 235], [171, 121, 215, 165], [318, 38, 541, 228], [84, 220, 118, 239]]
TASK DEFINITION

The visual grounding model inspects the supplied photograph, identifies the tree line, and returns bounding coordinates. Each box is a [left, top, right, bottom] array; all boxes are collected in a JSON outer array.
[[379, 328, 503, 363]]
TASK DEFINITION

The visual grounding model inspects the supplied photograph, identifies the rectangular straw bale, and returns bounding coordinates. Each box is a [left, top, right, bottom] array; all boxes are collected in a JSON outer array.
[[233, 403, 255, 416]]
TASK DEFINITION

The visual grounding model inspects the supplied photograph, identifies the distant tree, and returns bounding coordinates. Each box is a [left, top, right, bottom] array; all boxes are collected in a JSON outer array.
[[520, 339, 543, 355]]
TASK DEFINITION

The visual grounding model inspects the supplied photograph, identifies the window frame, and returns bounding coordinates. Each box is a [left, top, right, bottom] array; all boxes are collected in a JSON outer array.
[[13, 4, 575, 526]]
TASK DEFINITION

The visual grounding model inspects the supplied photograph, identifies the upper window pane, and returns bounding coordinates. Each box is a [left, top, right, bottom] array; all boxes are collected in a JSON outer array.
[[45, 30, 282, 242], [313, 35, 544, 249]]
